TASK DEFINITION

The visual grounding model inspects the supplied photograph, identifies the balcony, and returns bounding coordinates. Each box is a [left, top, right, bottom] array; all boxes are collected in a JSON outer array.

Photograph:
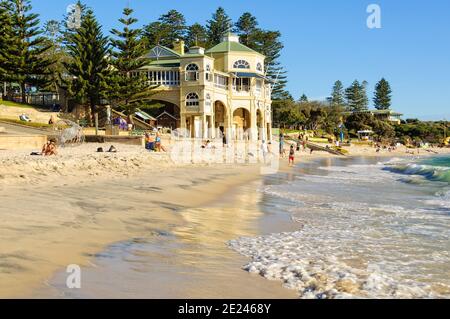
[[145, 70, 180, 87], [232, 78, 251, 96], [214, 74, 228, 90]]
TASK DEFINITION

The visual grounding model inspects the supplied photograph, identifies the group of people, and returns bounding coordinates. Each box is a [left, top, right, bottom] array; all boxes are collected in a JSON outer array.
[[113, 116, 130, 131], [145, 130, 166, 152], [375, 142, 398, 153]]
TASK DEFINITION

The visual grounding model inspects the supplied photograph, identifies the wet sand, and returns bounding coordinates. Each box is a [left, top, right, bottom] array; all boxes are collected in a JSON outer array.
[[1, 160, 296, 298], [33, 178, 298, 299]]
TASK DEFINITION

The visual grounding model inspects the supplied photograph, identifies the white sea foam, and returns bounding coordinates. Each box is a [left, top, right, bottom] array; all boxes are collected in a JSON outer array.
[[234, 161, 450, 299], [228, 229, 448, 299], [425, 190, 450, 209]]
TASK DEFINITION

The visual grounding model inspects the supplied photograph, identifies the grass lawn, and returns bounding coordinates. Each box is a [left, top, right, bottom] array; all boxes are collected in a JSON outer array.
[[309, 137, 330, 144], [0, 100, 36, 109], [0, 118, 52, 129]]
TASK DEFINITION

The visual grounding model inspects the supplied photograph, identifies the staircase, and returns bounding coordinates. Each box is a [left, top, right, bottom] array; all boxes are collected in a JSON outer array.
[[111, 109, 155, 131]]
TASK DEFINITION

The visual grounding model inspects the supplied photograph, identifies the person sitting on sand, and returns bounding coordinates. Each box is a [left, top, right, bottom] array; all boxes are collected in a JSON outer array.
[[145, 133, 155, 151], [41, 138, 58, 156], [289, 145, 295, 167]]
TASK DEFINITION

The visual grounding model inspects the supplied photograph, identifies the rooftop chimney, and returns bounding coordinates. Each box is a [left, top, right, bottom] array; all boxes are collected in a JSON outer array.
[[173, 40, 185, 55]]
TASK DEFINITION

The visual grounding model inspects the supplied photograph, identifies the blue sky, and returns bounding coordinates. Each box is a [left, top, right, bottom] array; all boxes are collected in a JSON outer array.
[[32, 0, 450, 120]]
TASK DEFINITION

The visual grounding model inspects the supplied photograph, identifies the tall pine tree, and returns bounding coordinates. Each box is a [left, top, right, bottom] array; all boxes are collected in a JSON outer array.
[[3, 0, 53, 103], [331, 80, 345, 107], [206, 7, 232, 47], [253, 29, 288, 100], [373, 78, 392, 110], [143, 22, 167, 47], [345, 80, 369, 112], [186, 23, 208, 48], [109, 7, 156, 124], [159, 10, 186, 45], [63, 8, 110, 125], [0, 1, 13, 95], [234, 12, 258, 47], [143, 10, 186, 48]]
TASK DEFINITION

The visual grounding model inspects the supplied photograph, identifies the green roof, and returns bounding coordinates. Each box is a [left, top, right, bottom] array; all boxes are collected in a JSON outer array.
[[141, 59, 180, 68], [182, 53, 206, 58], [205, 41, 262, 55]]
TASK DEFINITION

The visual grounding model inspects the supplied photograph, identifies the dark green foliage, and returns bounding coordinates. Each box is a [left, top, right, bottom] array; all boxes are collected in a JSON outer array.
[[251, 29, 288, 100], [63, 7, 111, 124], [143, 10, 186, 48], [273, 99, 343, 134], [109, 7, 157, 122], [374, 78, 392, 110], [206, 7, 232, 47], [331, 80, 345, 107], [0, 1, 13, 84], [159, 10, 186, 45], [1, 0, 54, 102], [186, 23, 208, 48], [345, 80, 369, 111], [395, 121, 448, 145], [234, 12, 258, 47], [143, 22, 167, 47], [345, 112, 394, 140]]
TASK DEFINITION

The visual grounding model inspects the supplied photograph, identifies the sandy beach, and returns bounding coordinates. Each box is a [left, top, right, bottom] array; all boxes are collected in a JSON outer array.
[[0, 142, 296, 298], [1, 141, 449, 298]]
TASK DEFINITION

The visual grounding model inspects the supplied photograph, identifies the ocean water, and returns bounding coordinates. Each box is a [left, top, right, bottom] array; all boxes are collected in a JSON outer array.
[[229, 156, 450, 299]]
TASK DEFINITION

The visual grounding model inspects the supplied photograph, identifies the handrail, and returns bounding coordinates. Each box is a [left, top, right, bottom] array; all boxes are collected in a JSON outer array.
[[111, 109, 155, 131]]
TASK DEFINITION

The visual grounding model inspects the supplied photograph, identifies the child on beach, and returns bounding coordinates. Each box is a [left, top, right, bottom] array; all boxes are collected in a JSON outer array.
[[289, 145, 295, 167]]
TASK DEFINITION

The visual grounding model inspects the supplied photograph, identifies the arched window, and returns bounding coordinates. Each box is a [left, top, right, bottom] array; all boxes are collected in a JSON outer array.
[[256, 62, 263, 72], [185, 63, 199, 81], [205, 64, 212, 82], [233, 60, 250, 69], [186, 92, 199, 107]]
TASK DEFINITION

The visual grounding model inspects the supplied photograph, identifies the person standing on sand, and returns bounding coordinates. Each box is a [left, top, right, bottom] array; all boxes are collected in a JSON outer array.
[[155, 131, 162, 152], [289, 145, 295, 167]]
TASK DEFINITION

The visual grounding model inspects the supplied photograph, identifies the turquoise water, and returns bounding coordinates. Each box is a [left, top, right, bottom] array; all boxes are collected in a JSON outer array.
[[230, 156, 450, 298], [384, 156, 450, 184]]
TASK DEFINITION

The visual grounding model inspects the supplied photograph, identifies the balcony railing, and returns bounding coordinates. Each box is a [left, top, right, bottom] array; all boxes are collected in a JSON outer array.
[[214, 74, 228, 90], [144, 70, 180, 86]]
